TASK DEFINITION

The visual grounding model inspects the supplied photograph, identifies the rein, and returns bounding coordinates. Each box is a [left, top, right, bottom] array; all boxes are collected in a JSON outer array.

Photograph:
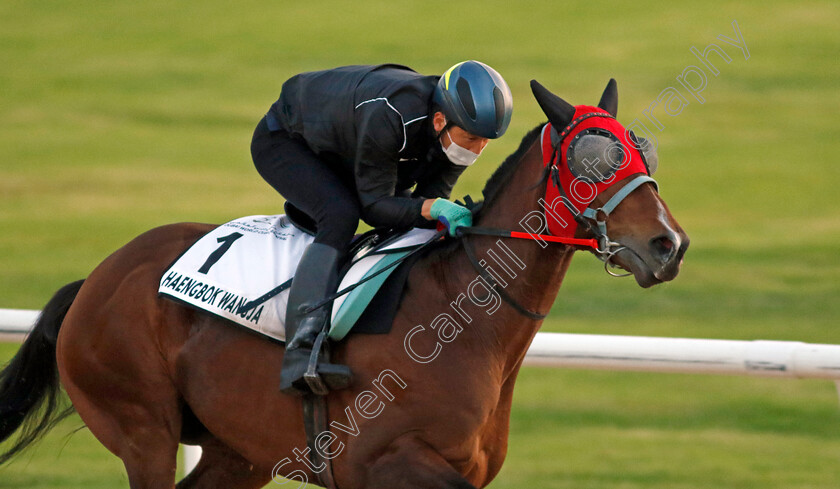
[[456, 172, 658, 291], [456, 225, 599, 248], [459, 232, 547, 320]]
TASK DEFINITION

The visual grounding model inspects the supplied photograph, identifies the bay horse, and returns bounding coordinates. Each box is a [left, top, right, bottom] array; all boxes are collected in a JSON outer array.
[[0, 80, 688, 488]]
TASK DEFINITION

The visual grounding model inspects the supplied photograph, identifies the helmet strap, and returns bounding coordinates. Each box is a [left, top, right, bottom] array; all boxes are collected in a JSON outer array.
[[434, 118, 456, 139]]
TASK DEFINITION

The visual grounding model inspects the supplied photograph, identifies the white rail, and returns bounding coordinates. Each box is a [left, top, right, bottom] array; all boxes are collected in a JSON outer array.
[[6, 309, 840, 379], [4, 307, 840, 475], [0, 309, 40, 335], [524, 332, 840, 379]]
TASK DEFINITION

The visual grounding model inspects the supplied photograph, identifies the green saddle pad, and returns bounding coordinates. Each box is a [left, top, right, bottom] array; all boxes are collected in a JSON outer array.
[[328, 228, 439, 340]]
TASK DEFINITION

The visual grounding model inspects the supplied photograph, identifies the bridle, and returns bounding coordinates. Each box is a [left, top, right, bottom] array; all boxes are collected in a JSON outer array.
[[544, 112, 658, 269], [458, 113, 660, 318]]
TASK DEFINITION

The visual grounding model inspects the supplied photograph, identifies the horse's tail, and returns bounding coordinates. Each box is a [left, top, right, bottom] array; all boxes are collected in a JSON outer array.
[[0, 279, 84, 466]]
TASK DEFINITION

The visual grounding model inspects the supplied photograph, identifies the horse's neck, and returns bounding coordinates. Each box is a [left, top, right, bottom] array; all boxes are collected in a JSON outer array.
[[469, 140, 576, 374]]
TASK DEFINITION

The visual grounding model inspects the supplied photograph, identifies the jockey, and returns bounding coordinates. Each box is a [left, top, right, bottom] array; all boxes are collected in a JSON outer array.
[[251, 61, 513, 395]]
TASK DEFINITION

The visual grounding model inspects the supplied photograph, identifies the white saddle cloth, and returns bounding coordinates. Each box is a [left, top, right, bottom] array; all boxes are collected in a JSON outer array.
[[158, 215, 436, 342]]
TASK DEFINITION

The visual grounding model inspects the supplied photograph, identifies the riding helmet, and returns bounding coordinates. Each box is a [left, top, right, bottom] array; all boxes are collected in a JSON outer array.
[[433, 60, 513, 139]]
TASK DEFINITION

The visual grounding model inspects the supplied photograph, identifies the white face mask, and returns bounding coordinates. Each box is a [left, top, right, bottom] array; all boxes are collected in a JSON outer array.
[[441, 129, 482, 167]]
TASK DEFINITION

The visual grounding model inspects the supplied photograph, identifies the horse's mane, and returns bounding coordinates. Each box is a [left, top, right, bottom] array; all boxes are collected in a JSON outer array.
[[422, 123, 546, 261], [474, 123, 545, 220]]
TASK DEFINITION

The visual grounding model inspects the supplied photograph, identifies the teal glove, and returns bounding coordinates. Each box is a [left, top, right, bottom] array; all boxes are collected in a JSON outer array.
[[429, 198, 473, 237]]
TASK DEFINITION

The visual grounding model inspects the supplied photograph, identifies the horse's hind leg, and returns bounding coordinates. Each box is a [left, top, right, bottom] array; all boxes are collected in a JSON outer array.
[[55, 222, 217, 487], [57, 297, 185, 487], [59, 356, 182, 487], [59, 338, 183, 488], [177, 437, 271, 489]]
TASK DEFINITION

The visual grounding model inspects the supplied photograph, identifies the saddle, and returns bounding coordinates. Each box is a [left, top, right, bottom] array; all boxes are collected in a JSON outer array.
[[157, 211, 438, 344]]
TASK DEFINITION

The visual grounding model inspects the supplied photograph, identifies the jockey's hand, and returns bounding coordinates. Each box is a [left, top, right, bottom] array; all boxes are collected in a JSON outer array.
[[429, 199, 473, 237]]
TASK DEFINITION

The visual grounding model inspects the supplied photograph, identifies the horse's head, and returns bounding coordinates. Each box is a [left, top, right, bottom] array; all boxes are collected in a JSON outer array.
[[530, 79, 689, 287]]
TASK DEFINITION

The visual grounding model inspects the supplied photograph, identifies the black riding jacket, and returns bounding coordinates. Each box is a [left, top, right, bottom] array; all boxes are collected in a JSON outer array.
[[266, 64, 465, 229]]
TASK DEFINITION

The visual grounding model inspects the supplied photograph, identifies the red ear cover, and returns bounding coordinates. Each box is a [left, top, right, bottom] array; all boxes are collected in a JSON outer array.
[[541, 106, 649, 238]]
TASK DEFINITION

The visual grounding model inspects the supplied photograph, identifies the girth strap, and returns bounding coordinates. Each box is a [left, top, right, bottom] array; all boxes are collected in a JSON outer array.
[[461, 235, 546, 320]]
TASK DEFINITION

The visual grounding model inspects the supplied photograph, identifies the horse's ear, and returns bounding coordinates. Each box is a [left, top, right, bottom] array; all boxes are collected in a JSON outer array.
[[597, 78, 618, 116], [530, 80, 576, 129]]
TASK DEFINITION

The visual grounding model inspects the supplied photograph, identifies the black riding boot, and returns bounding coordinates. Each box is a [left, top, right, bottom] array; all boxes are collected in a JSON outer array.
[[280, 242, 352, 395]]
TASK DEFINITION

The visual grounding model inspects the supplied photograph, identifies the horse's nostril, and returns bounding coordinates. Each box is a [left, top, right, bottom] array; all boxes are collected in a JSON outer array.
[[651, 235, 676, 262]]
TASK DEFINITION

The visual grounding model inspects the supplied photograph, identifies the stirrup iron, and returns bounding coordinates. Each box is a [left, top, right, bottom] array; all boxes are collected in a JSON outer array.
[[304, 331, 330, 396]]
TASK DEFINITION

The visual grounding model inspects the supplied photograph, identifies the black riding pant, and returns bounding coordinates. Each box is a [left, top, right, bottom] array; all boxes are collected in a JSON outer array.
[[251, 116, 360, 250]]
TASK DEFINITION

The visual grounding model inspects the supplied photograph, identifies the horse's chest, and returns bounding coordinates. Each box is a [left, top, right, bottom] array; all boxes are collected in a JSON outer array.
[[427, 401, 511, 486]]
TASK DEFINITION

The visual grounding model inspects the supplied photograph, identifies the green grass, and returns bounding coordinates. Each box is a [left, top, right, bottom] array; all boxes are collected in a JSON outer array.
[[2, 0, 840, 487]]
